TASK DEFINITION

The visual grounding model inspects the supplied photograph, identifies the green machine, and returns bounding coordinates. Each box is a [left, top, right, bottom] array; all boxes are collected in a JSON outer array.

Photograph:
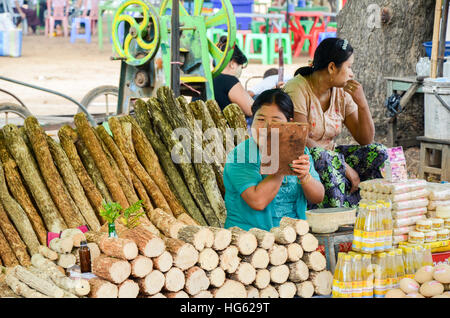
[[111, 0, 237, 113]]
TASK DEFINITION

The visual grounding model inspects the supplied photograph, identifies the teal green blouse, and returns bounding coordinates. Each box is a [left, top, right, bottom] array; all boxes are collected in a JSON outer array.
[[223, 138, 320, 231]]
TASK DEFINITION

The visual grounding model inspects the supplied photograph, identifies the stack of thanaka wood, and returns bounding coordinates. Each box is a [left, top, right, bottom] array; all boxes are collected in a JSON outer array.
[[1, 214, 333, 298], [0, 85, 332, 298], [0, 86, 250, 268]]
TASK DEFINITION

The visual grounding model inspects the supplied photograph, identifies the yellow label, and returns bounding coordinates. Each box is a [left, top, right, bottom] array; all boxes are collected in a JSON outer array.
[[338, 282, 348, 298], [352, 281, 363, 298]]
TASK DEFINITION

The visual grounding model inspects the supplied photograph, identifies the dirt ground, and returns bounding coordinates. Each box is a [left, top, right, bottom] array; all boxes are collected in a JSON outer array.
[[0, 33, 309, 117]]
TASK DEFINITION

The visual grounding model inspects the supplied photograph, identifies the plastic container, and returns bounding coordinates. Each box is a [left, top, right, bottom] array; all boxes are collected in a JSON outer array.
[[423, 41, 450, 58], [386, 250, 398, 289], [416, 219, 433, 232], [341, 254, 353, 298], [361, 254, 374, 298], [424, 230, 437, 243], [395, 249, 406, 283], [408, 231, 425, 244], [332, 253, 344, 298], [422, 77, 450, 140], [445, 218, 450, 229], [373, 253, 387, 298], [431, 218, 445, 231], [351, 254, 363, 298], [0, 29, 23, 57], [422, 244, 434, 267], [437, 229, 450, 241]]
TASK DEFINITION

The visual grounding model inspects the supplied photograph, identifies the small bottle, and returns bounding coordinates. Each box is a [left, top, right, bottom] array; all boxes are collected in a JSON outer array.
[[395, 248, 406, 283], [332, 253, 344, 298], [373, 252, 387, 298], [108, 222, 118, 238], [341, 254, 353, 298], [361, 254, 374, 298], [403, 247, 415, 279], [422, 243, 434, 267], [351, 254, 363, 298], [79, 240, 91, 273], [386, 250, 398, 289]]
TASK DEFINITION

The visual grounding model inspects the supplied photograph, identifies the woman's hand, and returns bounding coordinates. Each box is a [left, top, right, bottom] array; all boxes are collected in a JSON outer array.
[[345, 163, 360, 194], [344, 79, 367, 107], [290, 155, 310, 181]]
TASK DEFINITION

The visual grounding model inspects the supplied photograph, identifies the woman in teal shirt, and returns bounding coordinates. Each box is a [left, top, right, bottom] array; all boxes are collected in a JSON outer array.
[[224, 89, 325, 231]]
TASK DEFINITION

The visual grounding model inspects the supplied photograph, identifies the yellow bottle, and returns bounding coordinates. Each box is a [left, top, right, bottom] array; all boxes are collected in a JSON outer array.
[[362, 254, 374, 298], [383, 201, 394, 250], [332, 253, 344, 298], [394, 248, 406, 285], [373, 252, 387, 298], [376, 201, 385, 252], [353, 204, 367, 252], [362, 205, 377, 254], [404, 247, 415, 279], [423, 243, 434, 267], [413, 245, 424, 273], [352, 254, 363, 298], [341, 254, 353, 298], [386, 250, 398, 289]]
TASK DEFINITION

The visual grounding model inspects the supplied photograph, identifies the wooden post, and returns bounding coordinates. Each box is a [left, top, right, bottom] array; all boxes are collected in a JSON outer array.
[[438, 0, 450, 77], [171, 0, 181, 97], [431, 0, 444, 78]]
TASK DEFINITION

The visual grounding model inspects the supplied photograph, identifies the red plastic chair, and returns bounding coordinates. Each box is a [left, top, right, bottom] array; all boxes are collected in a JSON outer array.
[[45, 0, 69, 37], [309, 26, 337, 58]]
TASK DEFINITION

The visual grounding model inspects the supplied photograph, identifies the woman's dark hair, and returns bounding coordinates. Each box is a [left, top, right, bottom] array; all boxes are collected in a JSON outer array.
[[218, 35, 248, 66], [295, 38, 354, 77], [251, 89, 294, 121]]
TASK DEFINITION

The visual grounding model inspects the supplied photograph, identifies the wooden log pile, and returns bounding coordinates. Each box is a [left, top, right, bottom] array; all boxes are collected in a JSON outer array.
[[0, 86, 332, 298]]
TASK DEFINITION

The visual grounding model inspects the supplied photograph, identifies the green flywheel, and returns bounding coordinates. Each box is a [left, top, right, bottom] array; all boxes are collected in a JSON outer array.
[[112, 0, 160, 66], [159, 0, 237, 78]]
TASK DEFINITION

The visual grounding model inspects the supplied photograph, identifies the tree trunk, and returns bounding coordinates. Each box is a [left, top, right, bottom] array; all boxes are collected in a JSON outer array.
[[24, 117, 86, 228], [198, 248, 219, 271], [288, 260, 310, 283], [49, 237, 73, 254], [13, 265, 65, 297], [268, 244, 288, 266], [38, 246, 58, 261], [137, 270, 165, 295], [118, 279, 139, 298], [98, 236, 139, 261], [337, 0, 435, 144], [58, 125, 105, 221], [309, 270, 333, 296], [152, 251, 173, 273], [211, 279, 247, 298], [296, 281, 315, 298], [0, 202, 30, 266], [0, 133, 47, 244], [92, 255, 131, 284], [130, 255, 153, 278], [184, 266, 210, 296], [275, 282, 297, 298], [163, 237, 199, 270], [146, 97, 219, 227], [5, 272, 50, 298], [222, 103, 250, 145], [205, 99, 235, 156], [74, 113, 129, 208], [230, 227, 258, 256], [270, 225, 297, 245], [164, 290, 189, 298], [246, 285, 260, 298], [242, 248, 270, 269], [0, 227, 19, 267], [287, 243, 304, 262], [0, 162, 40, 256], [303, 251, 327, 272], [123, 115, 188, 217], [176, 225, 214, 251], [134, 99, 206, 226], [57, 253, 76, 269], [60, 229, 85, 247], [206, 267, 226, 288], [163, 267, 185, 292], [3, 125, 68, 233], [269, 264, 290, 284], [208, 227, 232, 251], [121, 226, 165, 258], [147, 208, 185, 239], [218, 245, 241, 274], [254, 268, 271, 290], [88, 278, 118, 298], [229, 262, 256, 285], [279, 217, 310, 236], [297, 233, 319, 252], [248, 228, 275, 250], [107, 117, 171, 213], [177, 213, 200, 226], [259, 285, 279, 298]]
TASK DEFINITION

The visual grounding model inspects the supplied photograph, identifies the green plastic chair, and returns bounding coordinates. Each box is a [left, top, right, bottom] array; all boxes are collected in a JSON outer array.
[[235, 32, 244, 50], [244, 33, 269, 65], [299, 20, 314, 52], [268, 33, 292, 65], [207, 28, 226, 44], [251, 21, 265, 34]]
